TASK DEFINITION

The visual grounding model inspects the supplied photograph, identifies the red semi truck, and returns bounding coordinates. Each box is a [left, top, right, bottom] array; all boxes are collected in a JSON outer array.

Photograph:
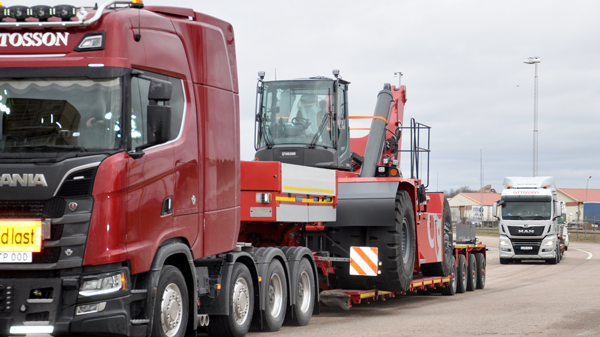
[[0, 1, 485, 337]]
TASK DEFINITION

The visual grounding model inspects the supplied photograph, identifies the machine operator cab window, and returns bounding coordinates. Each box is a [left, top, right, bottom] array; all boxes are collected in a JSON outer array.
[[258, 80, 335, 149]]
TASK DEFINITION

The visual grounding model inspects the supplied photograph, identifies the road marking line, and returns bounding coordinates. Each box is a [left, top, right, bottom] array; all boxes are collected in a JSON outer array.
[[575, 248, 593, 260]]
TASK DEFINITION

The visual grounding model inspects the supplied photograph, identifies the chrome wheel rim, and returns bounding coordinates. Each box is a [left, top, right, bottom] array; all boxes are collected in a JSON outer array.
[[401, 218, 411, 264], [298, 270, 311, 313], [160, 283, 183, 337], [268, 272, 283, 318], [232, 276, 250, 325]]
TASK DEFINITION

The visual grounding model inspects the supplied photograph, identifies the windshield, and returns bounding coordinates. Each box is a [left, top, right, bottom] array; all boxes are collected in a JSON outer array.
[[258, 80, 335, 148], [502, 201, 551, 220], [0, 78, 122, 154]]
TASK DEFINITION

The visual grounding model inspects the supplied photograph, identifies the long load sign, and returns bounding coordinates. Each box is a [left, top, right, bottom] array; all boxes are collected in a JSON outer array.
[[0, 220, 42, 252]]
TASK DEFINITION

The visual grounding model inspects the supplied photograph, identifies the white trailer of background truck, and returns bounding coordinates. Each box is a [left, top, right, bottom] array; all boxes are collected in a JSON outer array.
[[493, 177, 565, 264]]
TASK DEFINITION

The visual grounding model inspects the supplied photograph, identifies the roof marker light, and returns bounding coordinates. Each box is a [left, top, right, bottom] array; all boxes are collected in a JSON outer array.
[[54, 5, 76, 21], [8, 5, 28, 21], [31, 5, 53, 21]]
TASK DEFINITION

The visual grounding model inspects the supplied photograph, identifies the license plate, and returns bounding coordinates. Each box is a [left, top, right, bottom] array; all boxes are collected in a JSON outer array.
[[0, 252, 32, 263], [0, 220, 42, 253], [520, 246, 533, 250]]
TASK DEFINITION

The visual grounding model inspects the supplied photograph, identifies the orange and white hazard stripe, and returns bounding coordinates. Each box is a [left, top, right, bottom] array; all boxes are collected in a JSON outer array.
[[349, 246, 379, 276]]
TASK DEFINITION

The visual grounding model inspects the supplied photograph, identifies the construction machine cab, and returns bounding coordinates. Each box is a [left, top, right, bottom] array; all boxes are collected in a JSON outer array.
[[254, 70, 352, 170]]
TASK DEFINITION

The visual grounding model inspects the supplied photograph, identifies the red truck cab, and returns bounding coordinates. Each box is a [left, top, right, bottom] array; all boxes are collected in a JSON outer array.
[[0, 1, 242, 335]]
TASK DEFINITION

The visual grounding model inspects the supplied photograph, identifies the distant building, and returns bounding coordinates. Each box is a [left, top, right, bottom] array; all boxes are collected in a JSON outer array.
[[448, 192, 501, 222], [477, 184, 497, 193], [556, 188, 600, 222]]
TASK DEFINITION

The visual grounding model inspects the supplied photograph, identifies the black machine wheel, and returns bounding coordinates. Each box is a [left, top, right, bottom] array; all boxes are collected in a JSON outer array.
[[475, 253, 486, 289], [499, 258, 510, 265], [421, 199, 454, 277], [289, 258, 315, 326], [441, 256, 457, 296], [328, 226, 371, 290], [466, 253, 477, 291], [371, 190, 416, 292], [456, 254, 467, 293], [207, 263, 254, 337], [263, 259, 287, 332], [151, 266, 189, 337]]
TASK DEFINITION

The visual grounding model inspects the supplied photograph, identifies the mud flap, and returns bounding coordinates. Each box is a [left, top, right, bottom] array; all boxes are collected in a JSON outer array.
[[319, 291, 351, 310]]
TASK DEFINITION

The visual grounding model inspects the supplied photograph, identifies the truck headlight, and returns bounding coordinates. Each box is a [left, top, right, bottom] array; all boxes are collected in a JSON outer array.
[[499, 239, 510, 246], [544, 240, 554, 246], [79, 272, 126, 297]]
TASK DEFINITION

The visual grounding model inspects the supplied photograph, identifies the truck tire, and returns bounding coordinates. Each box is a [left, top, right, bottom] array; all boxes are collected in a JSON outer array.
[[456, 254, 467, 293], [289, 258, 315, 326], [475, 253, 486, 289], [151, 266, 189, 337], [466, 253, 477, 291], [421, 199, 454, 277], [371, 190, 416, 292], [328, 227, 371, 290], [441, 256, 457, 296], [264, 259, 287, 332], [499, 258, 510, 265], [207, 263, 254, 337]]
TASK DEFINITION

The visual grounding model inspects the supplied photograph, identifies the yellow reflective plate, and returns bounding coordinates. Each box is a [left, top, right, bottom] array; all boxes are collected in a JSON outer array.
[[0, 220, 42, 253]]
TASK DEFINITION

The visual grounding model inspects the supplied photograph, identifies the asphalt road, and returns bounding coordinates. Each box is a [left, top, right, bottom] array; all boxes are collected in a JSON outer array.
[[243, 236, 600, 337], [27, 236, 600, 337]]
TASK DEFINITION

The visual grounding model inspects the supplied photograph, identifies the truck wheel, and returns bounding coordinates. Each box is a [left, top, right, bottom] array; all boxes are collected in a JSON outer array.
[[421, 199, 454, 277], [371, 190, 415, 292], [263, 259, 287, 332], [207, 263, 254, 337], [499, 258, 510, 265], [475, 253, 486, 289], [289, 258, 314, 326], [456, 254, 467, 293], [152, 266, 189, 337], [466, 253, 477, 291], [441, 256, 457, 296]]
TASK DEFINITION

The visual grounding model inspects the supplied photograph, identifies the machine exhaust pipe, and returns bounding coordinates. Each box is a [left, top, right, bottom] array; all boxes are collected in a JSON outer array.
[[359, 84, 394, 177]]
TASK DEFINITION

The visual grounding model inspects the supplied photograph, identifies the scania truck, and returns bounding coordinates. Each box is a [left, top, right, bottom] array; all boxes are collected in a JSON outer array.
[[494, 177, 565, 264]]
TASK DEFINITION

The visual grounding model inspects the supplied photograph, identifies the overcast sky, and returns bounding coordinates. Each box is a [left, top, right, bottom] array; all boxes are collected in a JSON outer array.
[[18, 0, 600, 192]]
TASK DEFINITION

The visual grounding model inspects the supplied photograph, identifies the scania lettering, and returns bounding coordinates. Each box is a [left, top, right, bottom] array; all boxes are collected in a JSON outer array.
[[494, 177, 566, 264], [0, 173, 48, 187]]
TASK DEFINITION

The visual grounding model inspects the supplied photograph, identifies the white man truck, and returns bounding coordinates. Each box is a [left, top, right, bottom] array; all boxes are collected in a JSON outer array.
[[493, 177, 565, 264]]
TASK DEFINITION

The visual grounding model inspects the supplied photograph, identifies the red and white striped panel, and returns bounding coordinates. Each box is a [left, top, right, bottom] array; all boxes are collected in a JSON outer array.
[[349, 246, 379, 276]]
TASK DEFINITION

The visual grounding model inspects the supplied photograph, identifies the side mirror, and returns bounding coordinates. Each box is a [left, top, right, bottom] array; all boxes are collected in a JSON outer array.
[[492, 202, 498, 218], [147, 105, 171, 145], [129, 77, 173, 159], [148, 78, 172, 101], [555, 201, 563, 217]]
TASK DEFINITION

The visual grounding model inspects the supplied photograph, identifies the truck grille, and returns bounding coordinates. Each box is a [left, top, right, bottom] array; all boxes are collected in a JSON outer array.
[[511, 239, 542, 255], [55, 168, 97, 198], [0, 199, 65, 219], [508, 225, 545, 236]]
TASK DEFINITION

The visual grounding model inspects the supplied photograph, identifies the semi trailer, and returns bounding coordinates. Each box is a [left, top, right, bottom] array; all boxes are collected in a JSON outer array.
[[494, 177, 566, 264], [0, 1, 485, 337]]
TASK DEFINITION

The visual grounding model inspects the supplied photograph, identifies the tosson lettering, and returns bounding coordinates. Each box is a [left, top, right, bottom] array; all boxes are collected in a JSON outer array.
[[0, 32, 69, 47]]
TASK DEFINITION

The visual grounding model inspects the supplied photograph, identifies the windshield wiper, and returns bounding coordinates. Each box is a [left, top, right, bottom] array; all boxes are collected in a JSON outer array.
[[6, 145, 88, 152], [309, 112, 331, 149]]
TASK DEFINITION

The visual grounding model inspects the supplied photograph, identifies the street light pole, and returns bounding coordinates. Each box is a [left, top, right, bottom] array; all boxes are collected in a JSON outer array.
[[586, 176, 592, 202], [524, 57, 541, 177]]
